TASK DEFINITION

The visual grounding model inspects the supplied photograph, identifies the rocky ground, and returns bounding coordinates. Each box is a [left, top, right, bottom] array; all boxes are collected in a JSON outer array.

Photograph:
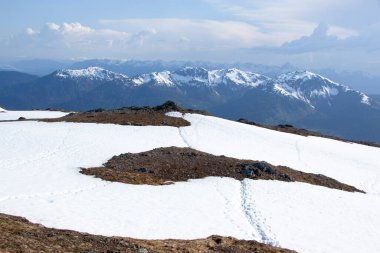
[[0, 213, 295, 253], [82, 147, 364, 193], [42, 101, 208, 127]]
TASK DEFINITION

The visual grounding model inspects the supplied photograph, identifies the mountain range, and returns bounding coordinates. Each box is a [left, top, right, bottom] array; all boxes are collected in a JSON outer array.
[[0, 66, 379, 143], [2, 59, 380, 95]]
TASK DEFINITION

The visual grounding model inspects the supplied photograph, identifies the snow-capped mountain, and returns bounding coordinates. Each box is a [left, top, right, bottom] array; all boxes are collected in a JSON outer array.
[[275, 71, 372, 107], [0, 106, 5, 112], [0, 66, 379, 142], [131, 67, 269, 88], [55, 67, 129, 82]]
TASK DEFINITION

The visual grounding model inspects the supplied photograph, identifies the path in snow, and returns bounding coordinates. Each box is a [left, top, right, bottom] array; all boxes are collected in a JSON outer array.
[[240, 179, 279, 246], [249, 180, 380, 253], [174, 112, 272, 244]]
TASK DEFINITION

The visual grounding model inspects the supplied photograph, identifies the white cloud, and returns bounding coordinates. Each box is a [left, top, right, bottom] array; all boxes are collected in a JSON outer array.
[[99, 18, 276, 48], [1, 9, 379, 74], [203, 0, 380, 43], [1, 22, 133, 59], [129, 28, 157, 47], [327, 26, 359, 40], [25, 27, 38, 36], [46, 22, 60, 31], [62, 22, 93, 34]]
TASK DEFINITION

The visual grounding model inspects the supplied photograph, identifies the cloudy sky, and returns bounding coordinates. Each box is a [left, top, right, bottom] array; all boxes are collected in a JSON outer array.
[[1, 0, 380, 73]]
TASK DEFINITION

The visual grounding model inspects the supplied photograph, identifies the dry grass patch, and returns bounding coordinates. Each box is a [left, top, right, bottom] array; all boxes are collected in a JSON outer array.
[[82, 147, 364, 193]]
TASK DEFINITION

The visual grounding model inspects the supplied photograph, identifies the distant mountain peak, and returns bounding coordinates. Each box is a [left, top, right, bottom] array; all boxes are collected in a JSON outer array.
[[276, 70, 373, 106], [55, 67, 129, 81], [132, 71, 174, 87], [130, 67, 268, 88], [0, 106, 6, 112], [278, 70, 337, 84], [219, 68, 267, 87]]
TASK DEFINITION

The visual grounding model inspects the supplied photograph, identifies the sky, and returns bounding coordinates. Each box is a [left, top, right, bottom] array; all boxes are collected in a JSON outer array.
[[1, 0, 380, 73]]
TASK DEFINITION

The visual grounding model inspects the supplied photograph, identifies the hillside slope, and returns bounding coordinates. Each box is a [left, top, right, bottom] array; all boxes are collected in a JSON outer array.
[[0, 111, 380, 253]]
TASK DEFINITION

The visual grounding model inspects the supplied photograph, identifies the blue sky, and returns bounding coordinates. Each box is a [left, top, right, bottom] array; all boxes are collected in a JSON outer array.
[[1, 0, 380, 73]]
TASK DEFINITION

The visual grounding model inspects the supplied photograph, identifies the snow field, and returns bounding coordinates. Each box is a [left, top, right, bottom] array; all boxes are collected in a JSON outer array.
[[248, 180, 380, 253], [1, 111, 380, 253], [180, 113, 380, 195]]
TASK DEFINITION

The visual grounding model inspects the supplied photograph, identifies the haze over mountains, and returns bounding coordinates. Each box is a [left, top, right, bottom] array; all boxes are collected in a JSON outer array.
[[1, 65, 379, 143], [1, 59, 380, 95]]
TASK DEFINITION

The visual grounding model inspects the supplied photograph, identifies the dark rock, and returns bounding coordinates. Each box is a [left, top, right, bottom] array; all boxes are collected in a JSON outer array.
[[154, 101, 182, 111], [135, 168, 154, 174], [242, 166, 254, 177], [212, 236, 223, 245], [137, 248, 149, 253], [253, 169, 261, 177], [264, 166, 277, 175], [281, 173, 294, 182], [237, 118, 262, 127], [18, 117, 26, 120]]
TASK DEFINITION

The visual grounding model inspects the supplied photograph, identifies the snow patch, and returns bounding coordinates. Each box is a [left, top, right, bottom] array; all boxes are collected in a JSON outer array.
[[0, 111, 69, 121], [134, 71, 174, 87], [310, 86, 339, 97], [209, 69, 266, 87], [361, 94, 371, 105], [165, 111, 183, 118], [151, 71, 174, 87]]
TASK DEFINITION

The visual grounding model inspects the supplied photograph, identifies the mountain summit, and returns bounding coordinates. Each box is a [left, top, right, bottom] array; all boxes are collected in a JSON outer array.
[[55, 67, 129, 82]]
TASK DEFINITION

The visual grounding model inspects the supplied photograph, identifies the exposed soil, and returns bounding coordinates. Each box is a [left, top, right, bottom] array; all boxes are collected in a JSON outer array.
[[82, 147, 364, 193], [42, 101, 209, 127], [0, 213, 295, 253], [237, 118, 380, 148]]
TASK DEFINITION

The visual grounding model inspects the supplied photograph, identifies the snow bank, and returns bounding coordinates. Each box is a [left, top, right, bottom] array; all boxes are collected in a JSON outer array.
[[0, 110, 69, 120]]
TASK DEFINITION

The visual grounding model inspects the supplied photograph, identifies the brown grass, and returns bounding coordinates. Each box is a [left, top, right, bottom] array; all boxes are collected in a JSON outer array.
[[0, 213, 296, 253], [41, 101, 209, 127], [82, 147, 364, 193]]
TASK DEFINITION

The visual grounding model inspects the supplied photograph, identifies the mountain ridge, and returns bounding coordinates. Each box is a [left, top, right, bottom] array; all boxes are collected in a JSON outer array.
[[0, 66, 379, 142]]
